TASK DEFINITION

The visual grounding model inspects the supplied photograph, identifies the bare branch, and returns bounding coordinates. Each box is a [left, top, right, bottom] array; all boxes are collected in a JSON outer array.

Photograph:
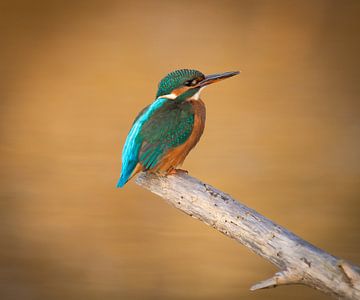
[[136, 172, 360, 299]]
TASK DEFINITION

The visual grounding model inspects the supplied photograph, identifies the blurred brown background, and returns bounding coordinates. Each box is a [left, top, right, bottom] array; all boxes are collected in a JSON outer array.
[[1, 1, 360, 299]]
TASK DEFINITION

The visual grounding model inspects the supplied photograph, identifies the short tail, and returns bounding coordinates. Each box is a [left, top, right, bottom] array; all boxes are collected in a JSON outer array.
[[116, 174, 128, 188], [116, 163, 142, 188]]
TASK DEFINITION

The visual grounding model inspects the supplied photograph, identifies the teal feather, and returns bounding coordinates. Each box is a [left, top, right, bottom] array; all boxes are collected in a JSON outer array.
[[139, 100, 194, 168], [117, 97, 167, 187]]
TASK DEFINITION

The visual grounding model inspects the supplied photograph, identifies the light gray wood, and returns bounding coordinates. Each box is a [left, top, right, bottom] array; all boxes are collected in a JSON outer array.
[[136, 172, 360, 299]]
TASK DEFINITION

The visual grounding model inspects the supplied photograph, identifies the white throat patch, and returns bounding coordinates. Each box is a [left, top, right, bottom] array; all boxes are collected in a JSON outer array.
[[190, 87, 205, 100], [157, 93, 177, 100]]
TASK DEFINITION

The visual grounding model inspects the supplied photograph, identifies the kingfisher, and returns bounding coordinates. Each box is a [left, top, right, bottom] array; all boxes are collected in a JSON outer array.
[[117, 69, 239, 188]]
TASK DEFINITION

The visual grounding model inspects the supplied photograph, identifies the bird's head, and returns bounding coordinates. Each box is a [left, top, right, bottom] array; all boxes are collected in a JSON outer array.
[[156, 69, 239, 101]]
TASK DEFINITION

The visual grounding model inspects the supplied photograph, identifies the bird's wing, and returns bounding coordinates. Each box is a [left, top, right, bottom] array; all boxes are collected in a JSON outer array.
[[138, 101, 195, 170], [118, 98, 167, 187]]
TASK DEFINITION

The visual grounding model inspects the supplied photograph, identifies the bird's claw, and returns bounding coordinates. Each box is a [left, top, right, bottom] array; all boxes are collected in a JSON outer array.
[[167, 168, 188, 175]]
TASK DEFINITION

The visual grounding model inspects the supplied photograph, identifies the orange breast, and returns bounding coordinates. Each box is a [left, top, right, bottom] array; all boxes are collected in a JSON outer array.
[[152, 99, 206, 173]]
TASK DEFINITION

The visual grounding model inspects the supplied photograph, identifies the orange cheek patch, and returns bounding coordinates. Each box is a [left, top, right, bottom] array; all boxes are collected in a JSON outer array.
[[172, 86, 190, 97]]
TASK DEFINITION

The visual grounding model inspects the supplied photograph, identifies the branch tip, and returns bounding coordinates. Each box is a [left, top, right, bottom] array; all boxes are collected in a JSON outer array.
[[250, 277, 277, 291], [250, 270, 302, 291]]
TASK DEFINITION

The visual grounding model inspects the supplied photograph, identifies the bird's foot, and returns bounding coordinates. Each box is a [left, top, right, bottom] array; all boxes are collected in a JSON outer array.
[[167, 168, 188, 175]]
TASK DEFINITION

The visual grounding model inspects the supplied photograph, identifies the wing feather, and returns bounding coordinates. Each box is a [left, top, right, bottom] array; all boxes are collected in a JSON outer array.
[[139, 101, 194, 170]]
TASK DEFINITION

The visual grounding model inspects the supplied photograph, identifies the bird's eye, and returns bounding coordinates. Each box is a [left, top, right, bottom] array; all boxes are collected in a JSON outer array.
[[184, 79, 198, 86]]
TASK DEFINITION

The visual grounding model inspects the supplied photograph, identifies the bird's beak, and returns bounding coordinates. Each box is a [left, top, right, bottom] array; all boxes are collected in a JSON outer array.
[[199, 71, 240, 87]]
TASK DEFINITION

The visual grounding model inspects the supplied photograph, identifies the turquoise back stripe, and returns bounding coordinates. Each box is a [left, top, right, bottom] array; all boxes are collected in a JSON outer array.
[[117, 97, 167, 187]]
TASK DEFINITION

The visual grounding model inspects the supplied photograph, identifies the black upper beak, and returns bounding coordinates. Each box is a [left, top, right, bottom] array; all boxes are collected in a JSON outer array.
[[199, 71, 240, 87]]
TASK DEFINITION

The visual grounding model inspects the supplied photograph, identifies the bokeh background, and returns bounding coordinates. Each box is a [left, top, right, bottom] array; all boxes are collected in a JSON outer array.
[[1, 1, 360, 299]]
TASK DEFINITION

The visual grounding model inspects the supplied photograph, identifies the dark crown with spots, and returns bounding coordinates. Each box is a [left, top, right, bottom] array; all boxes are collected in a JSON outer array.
[[156, 69, 205, 98]]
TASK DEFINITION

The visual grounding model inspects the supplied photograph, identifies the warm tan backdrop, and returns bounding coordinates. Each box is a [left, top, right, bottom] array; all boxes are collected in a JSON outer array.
[[1, 1, 360, 299]]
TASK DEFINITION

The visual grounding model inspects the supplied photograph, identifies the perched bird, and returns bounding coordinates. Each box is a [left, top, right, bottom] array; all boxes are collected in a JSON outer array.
[[117, 69, 239, 188]]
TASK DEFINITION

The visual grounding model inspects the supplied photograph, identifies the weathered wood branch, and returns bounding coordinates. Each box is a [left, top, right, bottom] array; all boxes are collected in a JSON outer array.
[[136, 172, 360, 299]]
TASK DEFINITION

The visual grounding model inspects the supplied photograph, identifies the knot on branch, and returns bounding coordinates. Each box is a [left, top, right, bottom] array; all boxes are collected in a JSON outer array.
[[338, 260, 360, 290]]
